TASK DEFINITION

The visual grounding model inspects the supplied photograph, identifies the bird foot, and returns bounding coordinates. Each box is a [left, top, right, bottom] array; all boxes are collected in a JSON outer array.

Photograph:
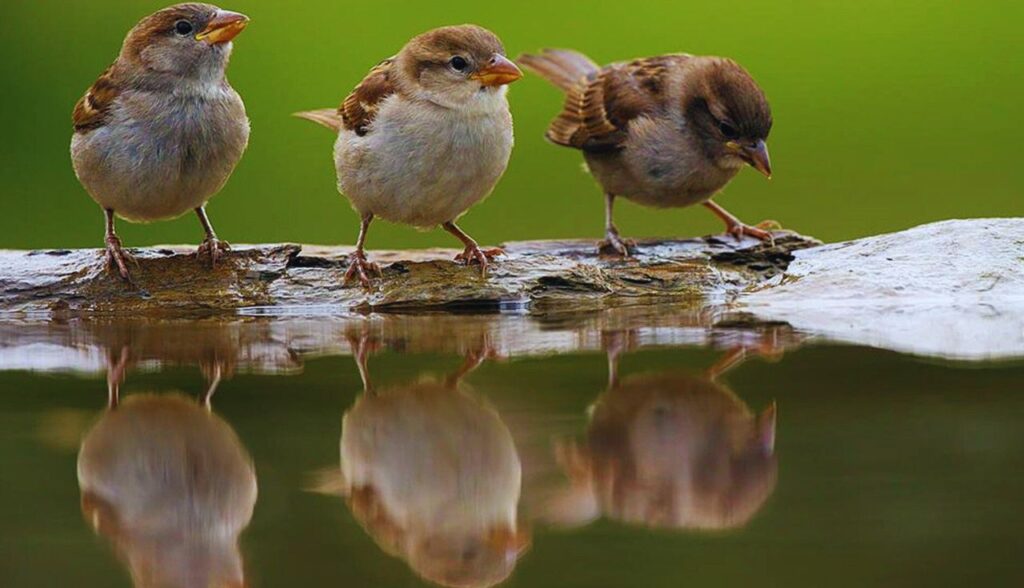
[[455, 246, 504, 276], [104, 236, 136, 281], [344, 251, 382, 288], [726, 220, 780, 246], [196, 238, 231, 268], [598, 232, 636, 257]]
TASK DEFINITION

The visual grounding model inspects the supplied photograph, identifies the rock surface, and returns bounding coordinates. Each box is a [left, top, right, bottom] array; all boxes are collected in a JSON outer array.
[[739, 219, 1024, 361], [1, 219, 1021, 362], [0, 233, 816, 316]]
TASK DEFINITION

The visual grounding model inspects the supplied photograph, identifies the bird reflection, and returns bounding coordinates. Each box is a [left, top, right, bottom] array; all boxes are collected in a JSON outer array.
[[543, 333, 778, 532], [77, 365, 257, 588], [324, 333, 529, 588]]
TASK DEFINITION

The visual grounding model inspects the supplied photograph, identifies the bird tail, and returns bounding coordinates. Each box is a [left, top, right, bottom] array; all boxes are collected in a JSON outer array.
[[293, 108, 343, 132], [517, 49, 599, 92]]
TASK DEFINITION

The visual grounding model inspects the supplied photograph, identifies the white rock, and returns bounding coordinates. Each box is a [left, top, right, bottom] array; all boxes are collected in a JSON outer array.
[[740, 219, 1024, 361]]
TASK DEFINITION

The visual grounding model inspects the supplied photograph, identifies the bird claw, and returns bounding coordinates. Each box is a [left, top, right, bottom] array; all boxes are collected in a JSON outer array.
[[104, 236, 136, 281], [344, 252, 382, 288], [196, 238, 231, 268], [727, 221, 777, 246], [455, 246, 504, 276], [598, 232, 636, 257]]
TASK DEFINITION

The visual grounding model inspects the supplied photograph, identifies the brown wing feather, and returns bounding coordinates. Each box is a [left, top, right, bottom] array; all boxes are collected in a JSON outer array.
[[73, 66, 120, 133], [547, 55, 690, 153], [340, 58, 397, 136]]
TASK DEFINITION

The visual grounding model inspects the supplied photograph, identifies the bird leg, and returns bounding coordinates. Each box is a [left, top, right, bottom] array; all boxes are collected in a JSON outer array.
[[443, 221, 503, 276], [345, 328, 381, 393], [703, 200, 779, 245], [195, 206, 231, 268], [344, 213, 382, 288], [103, 209, 136, 281], [598, 193, 635, 257], [201, 362, 223, 411], [106, 346, 130, 409]]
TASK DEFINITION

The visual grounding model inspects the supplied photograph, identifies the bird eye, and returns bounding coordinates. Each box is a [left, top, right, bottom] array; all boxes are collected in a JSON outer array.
[[449, 56, 469, 72], [718, 121, 739, 139], [174, 20, 194, 36]]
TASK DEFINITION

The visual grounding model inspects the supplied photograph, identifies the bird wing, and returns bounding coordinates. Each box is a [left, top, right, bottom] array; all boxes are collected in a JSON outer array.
[[73, 66, 120, 133], [340, 58, 398, 136], [547, 55, 690, 153]]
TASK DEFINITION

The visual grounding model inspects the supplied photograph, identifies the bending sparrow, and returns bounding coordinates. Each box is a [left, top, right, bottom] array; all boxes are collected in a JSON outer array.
[[71, 4, 251, 281], [296, 25, 523, 286], [518, 50, 776, 256]]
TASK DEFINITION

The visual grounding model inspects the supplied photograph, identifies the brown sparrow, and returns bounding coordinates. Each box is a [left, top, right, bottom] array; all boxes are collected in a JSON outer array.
[[518, 50, 776, 256], [71, 4, 251, 281], [296, 25, 523, 286]]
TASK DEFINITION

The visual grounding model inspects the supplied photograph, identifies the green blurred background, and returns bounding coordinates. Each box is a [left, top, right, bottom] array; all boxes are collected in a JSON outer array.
[[1, 0, 1021, 250]]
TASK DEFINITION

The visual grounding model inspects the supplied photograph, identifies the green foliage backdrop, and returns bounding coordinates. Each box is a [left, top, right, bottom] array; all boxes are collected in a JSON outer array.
[[1, 0, 1021, 249]]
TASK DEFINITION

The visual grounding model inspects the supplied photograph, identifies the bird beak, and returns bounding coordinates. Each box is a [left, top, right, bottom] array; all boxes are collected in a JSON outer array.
[[471, 54, 524, 87], [196, 10, 250, 44], [742, 140, 773, 179]]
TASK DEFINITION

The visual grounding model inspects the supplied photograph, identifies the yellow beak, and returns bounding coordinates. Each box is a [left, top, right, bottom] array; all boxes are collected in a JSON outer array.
[[196, 10, 250, 44], [470, 54, 524, 87]]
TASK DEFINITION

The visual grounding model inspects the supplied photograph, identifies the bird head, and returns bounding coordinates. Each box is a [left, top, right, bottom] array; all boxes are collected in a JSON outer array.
[[685, 57, 773, 178], [120, 4, 249, 81], [396, 25, 523, 110]]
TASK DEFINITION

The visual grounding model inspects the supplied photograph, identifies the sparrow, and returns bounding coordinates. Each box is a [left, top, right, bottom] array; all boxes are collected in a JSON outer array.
[[295, 25, 523, 286], [518, 50, 776, 256], [71, 3, 251, 281]]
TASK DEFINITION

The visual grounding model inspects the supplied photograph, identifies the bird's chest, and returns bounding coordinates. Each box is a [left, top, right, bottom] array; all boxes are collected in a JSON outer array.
[[118, 88, 249, 177], [337, 98, 513, 226], [372, 103, 513, 186]]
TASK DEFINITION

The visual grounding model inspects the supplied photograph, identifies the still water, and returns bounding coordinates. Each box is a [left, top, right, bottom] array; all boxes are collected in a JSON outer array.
[[1, 311, 1022, 587]]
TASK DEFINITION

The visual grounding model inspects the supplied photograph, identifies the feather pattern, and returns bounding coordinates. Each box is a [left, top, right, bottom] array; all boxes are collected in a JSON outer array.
[[340, 58, 398, 136], [73, 66, 120, 133], [521, 51, 691, 153]]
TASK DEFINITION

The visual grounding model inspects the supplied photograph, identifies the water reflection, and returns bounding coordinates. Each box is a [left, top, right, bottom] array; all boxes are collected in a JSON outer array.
[[76, 374, 257, 588], [543, 335, 778, 531], [330, 335, 529, 588]]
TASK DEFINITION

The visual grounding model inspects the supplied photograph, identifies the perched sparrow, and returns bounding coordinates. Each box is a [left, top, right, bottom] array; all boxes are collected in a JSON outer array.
[[518, 50, 776, 256], [71, 4, 251, 281], [296, 25, 523, 286]]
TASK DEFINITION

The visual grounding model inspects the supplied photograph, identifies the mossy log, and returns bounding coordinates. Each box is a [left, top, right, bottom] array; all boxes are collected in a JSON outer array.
[[0, 232, 819, 316]]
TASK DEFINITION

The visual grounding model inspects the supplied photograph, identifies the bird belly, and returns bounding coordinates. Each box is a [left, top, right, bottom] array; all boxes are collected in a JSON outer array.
[[334, 99, 513, 228], [71, 89, 250, 223], [584, 116, 738, 209]]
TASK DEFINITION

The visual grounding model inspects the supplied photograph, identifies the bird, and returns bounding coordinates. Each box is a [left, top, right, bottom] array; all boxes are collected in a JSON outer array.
[[518, 49, 777, 256], [295, 25, 523, 286], [70, 3, 251, 282]]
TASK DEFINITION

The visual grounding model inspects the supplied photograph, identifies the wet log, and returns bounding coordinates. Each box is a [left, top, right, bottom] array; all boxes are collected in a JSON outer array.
[[0, 232, 819, 316]]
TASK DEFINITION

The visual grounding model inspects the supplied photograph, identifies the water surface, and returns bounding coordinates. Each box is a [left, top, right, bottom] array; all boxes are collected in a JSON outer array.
[[1, 313, 1022, 587]]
